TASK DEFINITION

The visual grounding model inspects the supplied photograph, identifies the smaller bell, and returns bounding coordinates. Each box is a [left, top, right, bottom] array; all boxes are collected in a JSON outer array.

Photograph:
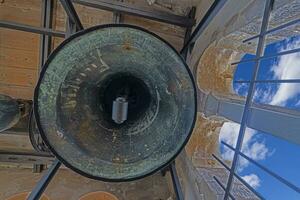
[[0, 94, 20, 132]]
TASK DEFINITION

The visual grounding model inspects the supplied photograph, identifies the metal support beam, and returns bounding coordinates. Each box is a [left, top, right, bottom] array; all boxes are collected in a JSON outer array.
[[221, 142, 300, 194], [39, 0, 54, 68], [234, 79, 300, 84], [213, 176, 236, 200], [72, 0, 194, 27], [231, 47, 300, 66], [66, 17, 77, 37], [243, 18, 300, 43], [27, 159, 61, 200], [113, 11, 123, 24], [199, 91, 300, 146], [0, 21, 65, 37], [60, 0, 84, 31], [181, 7, 196, 59], [33, 164, 45, 173], [0, 151, 53, 165], [223, 1, 273, 198], [26, 11, 74, 200], [169, 162, 184, 200], [180, 0, 228, 55], [212, 154, 265, 200], [112, 0, 123, 24]]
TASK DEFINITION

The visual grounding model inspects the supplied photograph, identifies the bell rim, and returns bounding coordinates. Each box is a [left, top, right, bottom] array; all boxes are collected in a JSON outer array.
[[33, 23, 197, 182]]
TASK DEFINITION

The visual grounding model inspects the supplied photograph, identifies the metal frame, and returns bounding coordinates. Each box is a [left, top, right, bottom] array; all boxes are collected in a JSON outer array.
[[39, 0, 54, 67], [180, 0, 228, 55], [223, 0, 272, 199], [169, 162, 184, 200], [72, 0, 194, 27], [0, 151, 53, 165], [3, 0, 298, 199], [60, 0, 84, 31], [0, 1, 200, 198], [200, 0, 300, 199], [27, 159, 61, 200], [0, 21, 65, 37]]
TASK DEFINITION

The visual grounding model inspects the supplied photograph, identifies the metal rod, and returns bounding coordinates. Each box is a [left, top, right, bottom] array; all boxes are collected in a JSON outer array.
[[39, 0, 54, 68], [27, 159, 61, 200], [113, 11, 122, 23], [169, 162, 184, 200], [243, 18, 300, 43], [221, 141, 300, 194], [181, 6, 196, 60], [72, 0, 194, 27], [180, 0, 228, 55], [234, 79, 300, 84], [212, 154, 265, 200], [112, 0, 123, 25], [0, 20, 65, 37], [223, 1, 273, 199], [60, 0, 84, 31], [66, 17, 77, 37], [231, 47, 300, 65], [213, 176, 236, 200], [0, 151, 53, 157]]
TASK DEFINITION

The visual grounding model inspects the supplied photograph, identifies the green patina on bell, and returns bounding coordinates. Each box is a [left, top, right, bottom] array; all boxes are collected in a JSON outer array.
[[0, 94, 20, 132], [34, 24, 197, 181]]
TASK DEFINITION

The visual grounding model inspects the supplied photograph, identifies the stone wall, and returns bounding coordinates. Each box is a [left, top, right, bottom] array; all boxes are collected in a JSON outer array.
[[185, 0, 300, 167], [182, 0, 300, 199]]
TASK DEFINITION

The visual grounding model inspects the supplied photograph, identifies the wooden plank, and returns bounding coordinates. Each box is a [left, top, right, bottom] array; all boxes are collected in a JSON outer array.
[[123, 14, 186, 38], [0, 134, 34, 152], [0, 66, 37, 87], [53, 2, 113, 32], [0, 29, 40, 51], [0, 0, 41, 26], [0, 84, 33, 100], [0, 0, 41, 11], [74, 4, 113, 27], [0, 152, 53, 165], [0, 47, 39, 70], [52, 37, 64, 49]]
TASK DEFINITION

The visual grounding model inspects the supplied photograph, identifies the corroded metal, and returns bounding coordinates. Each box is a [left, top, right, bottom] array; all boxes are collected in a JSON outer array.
[[0, 94, 20, 132], [34, 24, 197, 181], [29, 110, 50, 152]]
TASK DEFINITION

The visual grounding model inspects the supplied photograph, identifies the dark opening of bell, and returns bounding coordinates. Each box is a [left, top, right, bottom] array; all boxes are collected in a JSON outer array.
[[99, 73, 151, 126]]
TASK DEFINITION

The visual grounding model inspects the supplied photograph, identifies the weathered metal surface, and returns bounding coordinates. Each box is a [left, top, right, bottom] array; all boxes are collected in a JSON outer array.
[[34, 24, 197, 181], [29, 110, 50, 152], [0, 94, 20, 132]]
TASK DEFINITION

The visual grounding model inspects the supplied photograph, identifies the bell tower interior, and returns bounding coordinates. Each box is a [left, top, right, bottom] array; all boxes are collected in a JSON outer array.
[[0, 0, 299, 199]]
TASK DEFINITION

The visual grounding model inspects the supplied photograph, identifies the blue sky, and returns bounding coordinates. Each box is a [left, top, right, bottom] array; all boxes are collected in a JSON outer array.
[[219, 35, 300, 199]]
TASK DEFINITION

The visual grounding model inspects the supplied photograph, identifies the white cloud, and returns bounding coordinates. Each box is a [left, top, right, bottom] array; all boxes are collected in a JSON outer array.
[[219, 122, 271, 170], [269, 38, 300, 106], [253, 87, 274, 104], [234, 82, 249, 97], [242, 174, 261, 189]]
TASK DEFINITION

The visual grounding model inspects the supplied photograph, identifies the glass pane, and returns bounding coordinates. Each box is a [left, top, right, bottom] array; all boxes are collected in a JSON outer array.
[[237, 161, 300, 200], [259, 35, 300, 80], [253, 83, 300, 110], [232, 125, 300, 199], [219, 123, 261, 169]]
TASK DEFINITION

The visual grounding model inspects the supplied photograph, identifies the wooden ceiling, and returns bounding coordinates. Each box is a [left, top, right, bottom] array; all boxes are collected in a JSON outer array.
[[0, 0, 187, 100]]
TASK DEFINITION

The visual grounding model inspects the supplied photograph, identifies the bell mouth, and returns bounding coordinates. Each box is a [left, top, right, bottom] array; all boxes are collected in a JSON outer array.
[[99, 73, 151, 126], [34, 24, 196, 181]]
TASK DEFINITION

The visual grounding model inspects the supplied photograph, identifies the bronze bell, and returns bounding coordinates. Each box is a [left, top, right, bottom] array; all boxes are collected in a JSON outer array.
[[0, 94, 20, 132], [34, 24, 197, 181]]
